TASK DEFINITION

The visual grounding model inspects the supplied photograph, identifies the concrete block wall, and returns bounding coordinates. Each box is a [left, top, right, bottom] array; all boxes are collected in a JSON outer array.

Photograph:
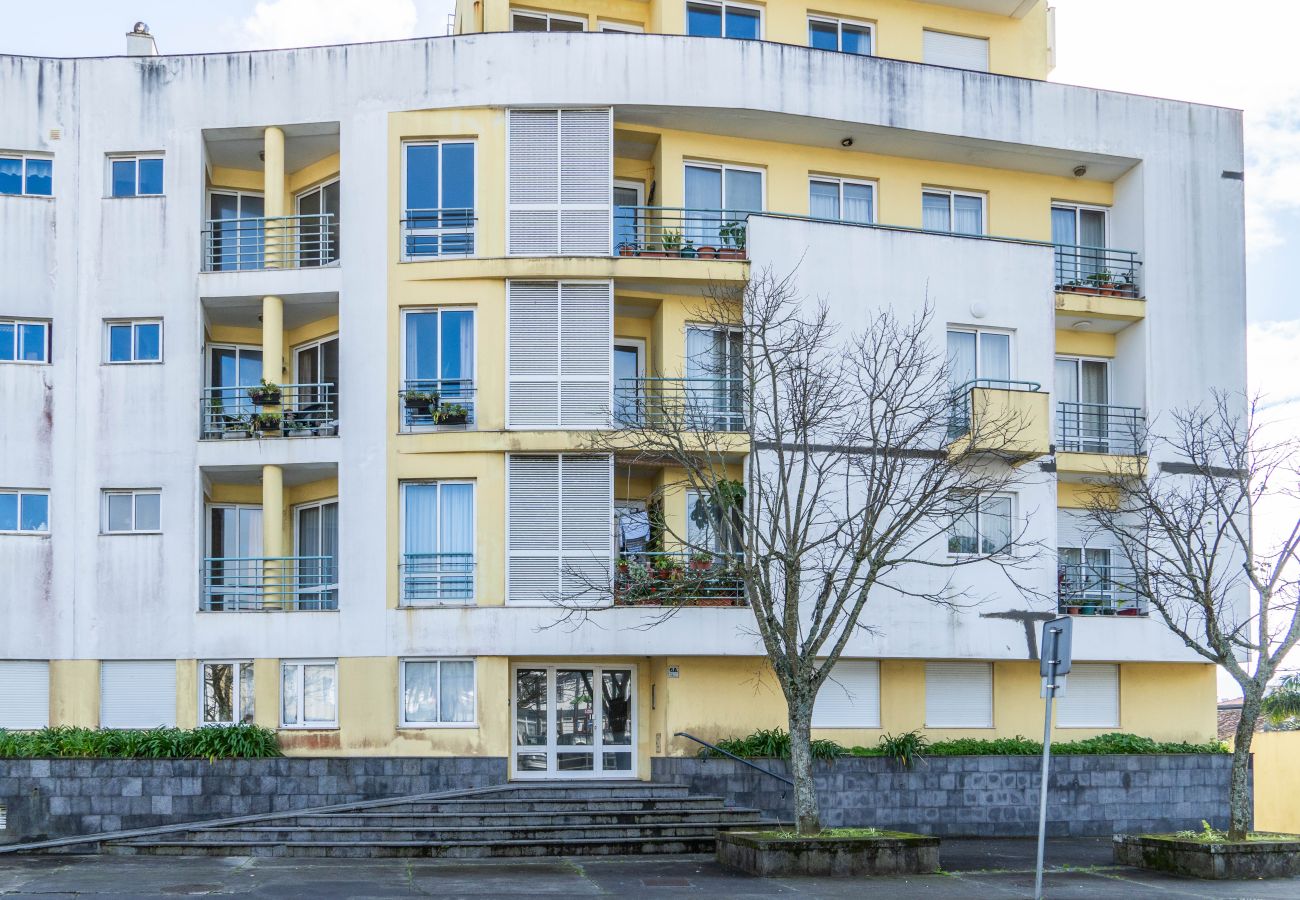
[[0, 757, 507, 845], [654, 754, 1240, 837]]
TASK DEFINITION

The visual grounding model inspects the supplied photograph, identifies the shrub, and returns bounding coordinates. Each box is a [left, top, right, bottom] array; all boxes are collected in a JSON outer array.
[[848, 732, 1228, 758], [0, 724, 281, 760], [706, 728, 846, 760], [877, 730, 929, 768]]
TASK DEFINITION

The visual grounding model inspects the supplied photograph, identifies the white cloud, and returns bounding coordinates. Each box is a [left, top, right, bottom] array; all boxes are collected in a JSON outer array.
[[241, 0, 419, 49]]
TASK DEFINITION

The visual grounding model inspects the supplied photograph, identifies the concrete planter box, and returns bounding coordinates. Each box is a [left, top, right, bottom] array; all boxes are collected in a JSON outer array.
[[717, 830, 939, 876], [1114, 833, 1300, 879]]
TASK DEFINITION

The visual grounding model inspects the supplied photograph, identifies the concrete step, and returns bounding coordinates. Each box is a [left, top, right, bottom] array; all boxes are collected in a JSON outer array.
[[104, 835, 727, 858], [265, 808, 761, 828], [160, 820, 770, 843], [361, 796, 729, 814], [471, 783, 695, 800]]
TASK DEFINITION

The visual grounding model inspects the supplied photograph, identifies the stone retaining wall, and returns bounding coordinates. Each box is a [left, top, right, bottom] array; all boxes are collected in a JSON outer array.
[[653, 754, 1240, 837], [0, 757, 507, 845]]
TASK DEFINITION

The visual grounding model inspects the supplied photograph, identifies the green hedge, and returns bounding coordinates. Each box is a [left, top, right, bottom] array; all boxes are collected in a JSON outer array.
[[702, 729, 1227, 761], [0, 725, 282, 759]]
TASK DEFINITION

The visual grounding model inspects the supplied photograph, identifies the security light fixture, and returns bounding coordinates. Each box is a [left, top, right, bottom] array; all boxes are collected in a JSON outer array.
[[841, 137, 854, 148], [1072, 164, 1087, 177]]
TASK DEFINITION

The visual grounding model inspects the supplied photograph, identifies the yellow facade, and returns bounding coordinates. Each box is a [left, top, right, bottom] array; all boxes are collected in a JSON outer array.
[[458, 0, 1053, 79], [1250, 731, 1300, 833]]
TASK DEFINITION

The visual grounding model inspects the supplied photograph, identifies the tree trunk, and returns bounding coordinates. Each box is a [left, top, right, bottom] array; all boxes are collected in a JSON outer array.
[[788, 704, 822, 835], [1228, 689, 1261, 840]]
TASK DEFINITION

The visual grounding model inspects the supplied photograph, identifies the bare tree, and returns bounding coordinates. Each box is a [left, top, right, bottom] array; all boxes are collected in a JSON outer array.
[[568, 268, 1046, 835], [1081, 393, 1300, 840]]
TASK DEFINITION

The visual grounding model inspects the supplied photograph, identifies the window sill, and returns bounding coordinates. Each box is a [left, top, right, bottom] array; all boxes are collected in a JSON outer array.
[[398, 722, 480, 730], [104, 194, 164, 200], [0, 360, 51, 366], [100, 530, 163, 536], [0, 531, 50, 537], [278, 724, 339, 731], [103, 360, 164, 366], [0, 194, 54, 201]]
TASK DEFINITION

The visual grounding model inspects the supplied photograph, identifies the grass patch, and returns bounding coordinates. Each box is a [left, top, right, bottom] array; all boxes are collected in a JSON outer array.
[[0, 724, 282, 759], [739, 828, 926, 841]]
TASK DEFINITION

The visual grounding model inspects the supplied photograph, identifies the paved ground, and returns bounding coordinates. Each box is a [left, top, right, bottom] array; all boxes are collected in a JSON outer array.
[[1, 839, 1297, 898]]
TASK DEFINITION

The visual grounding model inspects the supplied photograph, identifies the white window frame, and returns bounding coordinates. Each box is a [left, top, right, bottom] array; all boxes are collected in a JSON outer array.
[[280, 659, 339, 729], [923, 188, 987, 235], [947, 326, 1016, 382], [400, 307, 478, 392], [1051, 203, 1110, 248], [401, 140, 478, 261], [0, 489, 50, 535], [811, 660, 882, 728], [293, 496, 340, 604], [292, 333, 340, 386], [0, 319, 51, 364], [807, 14, 874, 54], [685, 1, 764, 39], [599, 20, 644, 33], [104, 319, 162, 364], [106, 153, 163, 198], [0, 153, 53, 197], [948, 492, 1015, 558], [399, 658, 479, 728], [510, 8, 587, 31], [683, 160, 766, 212], [399, 480, 478, 606], [808, 175, 877, 224], [199, 659, 254, 726], [101, 489, 162, 535]]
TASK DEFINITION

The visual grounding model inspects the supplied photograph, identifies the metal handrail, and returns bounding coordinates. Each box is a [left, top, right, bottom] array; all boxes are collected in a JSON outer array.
[[202, 213, 338, 271], [616, 551, 746, 606], [200, 555, 338, 611], [1056, 401, 1144, 456], [674, 731, 795, 787], [614, 206, 752, 259], [401, 207, 476, 259], [1053, 244, 1142, 299], [200, 383, 338, 439], [1058, 563, 1144, 614], [614, 376, 745, 431], [948, 378, 1044, 438], [400, 552, 475, 604], [399, 379, 476, 431]]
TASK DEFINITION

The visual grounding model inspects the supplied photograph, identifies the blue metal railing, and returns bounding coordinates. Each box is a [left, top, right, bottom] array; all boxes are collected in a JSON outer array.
[[1053, 244, 1142, 299], [400, 552, 475, 604], [615, 551, 746, 606], [614, 377, 745, 431], [399, 379, 476, 431], [401, 208, 476, 259], [202, 214, 338, 271], [200, 556, 338, 611]]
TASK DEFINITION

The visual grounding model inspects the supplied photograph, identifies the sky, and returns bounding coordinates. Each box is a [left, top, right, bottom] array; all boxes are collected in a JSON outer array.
[[3, 1, 1297, 694]]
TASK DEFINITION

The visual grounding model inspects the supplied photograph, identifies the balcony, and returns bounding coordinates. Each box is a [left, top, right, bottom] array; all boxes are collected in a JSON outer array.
[[202, 214, 339, 272], [1053, 244, 1142, 300], [1058, 563, 1145, 617], [401, 208, 476, 260], [1057, 402, 1144, 456], [200, 556, 338, 611], [398, 380, 477, 432], [614, 207, 749, 260], [614, 377, 745, 431], [614, 552, 746, 607], [200, 383, 338, 440], [948, 378, 1051, 461], [399, 552, 475, 605]]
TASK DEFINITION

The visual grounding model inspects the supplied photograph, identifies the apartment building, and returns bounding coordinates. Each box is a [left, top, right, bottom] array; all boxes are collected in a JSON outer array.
[[0, 2, 1244, 777]]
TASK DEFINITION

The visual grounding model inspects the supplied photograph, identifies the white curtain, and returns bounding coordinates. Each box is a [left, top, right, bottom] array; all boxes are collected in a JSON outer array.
[[440, 483, 474, 598], [404, 484, 439, 554], [1080, 359, 1108, 404], [843, 183, 873, 224], [946, 330, 977, 389], [953, 195, 983, 235], [1055, 358, 1079, 403], [979, 333, 1011, 383], [441, 310, 474, 393], [404, 661, 439, 722], [724, 169, 762, 212], [281, 664, 299, 725], [405, 312, 439, 383], [922, 192, 950, 231], [303, 664, 336, 723], [439, 661, 476, 723], [238, 507, 262, 558], [809, 180, 839, 219], [980, 496, 1013, 554]]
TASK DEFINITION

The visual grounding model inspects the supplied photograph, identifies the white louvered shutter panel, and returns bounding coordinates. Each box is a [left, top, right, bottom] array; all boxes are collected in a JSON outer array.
[[508, 109, 561, 255], [100, 661, 176, 729], [558, 108, 612, 255], [508, 455, 561, 604], [508, 281, 561, 427], [559, 281, 613, 427], [1057, 664, 1120, 728], [925, 662, 993, 727], [0, 661, 49, 729], [923, 30, 989, 72], [813, 660, 880, 728], [560, 454, 613, 600]]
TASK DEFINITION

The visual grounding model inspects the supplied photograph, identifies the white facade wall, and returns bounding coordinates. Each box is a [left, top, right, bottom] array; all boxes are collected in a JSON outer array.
[[0, 34, 1244, 667]]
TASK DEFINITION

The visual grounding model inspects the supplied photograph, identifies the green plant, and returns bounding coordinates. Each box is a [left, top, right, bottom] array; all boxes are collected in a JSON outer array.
[[661, 229, 683, 253], [707, 728, 845, 761], [847, 733, 1229, 759], [878, 730, 929, 768], [1262, 673, 1300, 727], [247, 378, 282, 402], [719, 220, 746, 249], [403, 389, 436, 405], [436, 403, 470, 423], [0, 724, 281, 760], [251, 412, 281, 430]]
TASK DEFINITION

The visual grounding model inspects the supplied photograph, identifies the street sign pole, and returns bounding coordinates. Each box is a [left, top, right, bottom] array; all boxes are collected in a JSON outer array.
[[1035, 616, 1073, 900]]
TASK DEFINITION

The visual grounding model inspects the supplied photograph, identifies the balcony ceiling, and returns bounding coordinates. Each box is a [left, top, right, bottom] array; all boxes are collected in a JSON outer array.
[[616, 106, 1137, 183], [204, 122, 340, 172], [918, 0, 1040, 17], [202, 292, 338, 330], [201, 462, 337, 487]]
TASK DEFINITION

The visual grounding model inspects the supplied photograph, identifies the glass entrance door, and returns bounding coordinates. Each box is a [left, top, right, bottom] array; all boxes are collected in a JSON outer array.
[[513, 665, 636, 778]]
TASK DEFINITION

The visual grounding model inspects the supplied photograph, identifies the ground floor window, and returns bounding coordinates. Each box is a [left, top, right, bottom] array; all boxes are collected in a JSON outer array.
[[401, 659, 476, 726], [280, 660, 337, 728], [201, 660, 254, 725]]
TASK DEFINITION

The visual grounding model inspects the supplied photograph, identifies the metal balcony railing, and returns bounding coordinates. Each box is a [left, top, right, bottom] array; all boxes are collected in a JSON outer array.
[[947, 377, 1044, 439], [200, 556, 338, 611], [1058, 563, 1144, 616], [401, 208, 476, 260], [400, 552, 475, 604], [1053, 244, 1142, 299], [615, 551, 746, 607], [614, 377, 746, 431], [614, 207, 750, 259], [200, 383, 338, 439], [398, 379, 476, 431], [202, 214, 339, 271], [1056, 401, 1144, 456]]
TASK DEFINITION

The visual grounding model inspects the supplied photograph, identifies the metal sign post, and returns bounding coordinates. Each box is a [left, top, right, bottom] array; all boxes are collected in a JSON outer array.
[[1035, 616, 1072, 900]]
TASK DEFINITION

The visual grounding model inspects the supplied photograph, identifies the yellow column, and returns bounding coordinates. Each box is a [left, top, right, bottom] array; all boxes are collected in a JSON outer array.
[[261, 294, 284, 385], [263, 464, 285, 607], [263, 125, 286, 269]]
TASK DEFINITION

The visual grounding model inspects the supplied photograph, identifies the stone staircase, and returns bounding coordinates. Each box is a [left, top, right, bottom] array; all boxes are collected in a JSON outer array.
[[101, 782, 776, 858]]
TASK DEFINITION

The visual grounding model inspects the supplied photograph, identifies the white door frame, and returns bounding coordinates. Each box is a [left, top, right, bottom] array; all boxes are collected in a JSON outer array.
[[510, 662, 638, 780]]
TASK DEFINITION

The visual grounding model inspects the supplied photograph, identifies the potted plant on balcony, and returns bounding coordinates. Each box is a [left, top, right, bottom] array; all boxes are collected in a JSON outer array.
[[251, 412, 282, 435], [680, 239, 698, 259], [717, 221, 746, 259], [221, 412, 251, 440], [689, 551, 713, 573], [660, 229, 684, 258], [1117, 599, 1139, 617], [248, 379, 282, 405], [403, 389, 437, 413], [1115, 270, 1138, 298], [617, 242, 636, 257], [436, 403, 470, 426]]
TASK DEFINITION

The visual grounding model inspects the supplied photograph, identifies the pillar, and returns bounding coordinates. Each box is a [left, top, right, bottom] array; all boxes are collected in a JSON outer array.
[[261, 294, 284, 385], [263, 125, 286, 270]]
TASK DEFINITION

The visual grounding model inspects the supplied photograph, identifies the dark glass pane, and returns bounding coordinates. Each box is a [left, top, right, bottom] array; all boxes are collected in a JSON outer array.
[[109, 325, 132, 362], [549, 18, 583, 32], [19, 324, 46, 361], [111, 160, 136, 197], [515, 669, 548, 746], [134, 323, 160, 361], [725, 8, 759, 39], [20, 493, 48, 531], [841, 24, 871, 55], [24, 158, 52, 196], [138, 158, 164, 195], [0, 494, 16, 531], [809, 20, 838, 51], [0, 323, 14, 360], [441, 143, 474, 213], [687, 3, 722, 37], [512, 12, 547, 32], [556, 669, 594, 746], [0, 157, 20, 195]]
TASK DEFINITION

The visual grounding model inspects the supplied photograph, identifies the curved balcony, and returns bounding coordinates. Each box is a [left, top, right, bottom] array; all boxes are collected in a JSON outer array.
[[614, 377, 745, 431]]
